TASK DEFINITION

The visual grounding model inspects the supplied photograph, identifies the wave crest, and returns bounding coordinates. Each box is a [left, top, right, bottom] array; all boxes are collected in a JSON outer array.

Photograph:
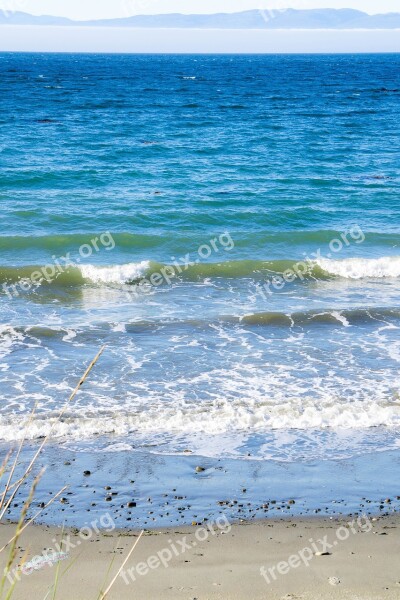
[[317, 256, 400, 279], [79, 261, 150, 284], [1, 256, 400, 290]]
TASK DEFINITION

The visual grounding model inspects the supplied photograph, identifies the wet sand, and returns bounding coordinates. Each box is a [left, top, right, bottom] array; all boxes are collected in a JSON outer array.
[[3, 443, 400, 529]]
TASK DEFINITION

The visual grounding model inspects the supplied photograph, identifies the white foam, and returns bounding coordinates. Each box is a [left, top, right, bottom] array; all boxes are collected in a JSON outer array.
[[1, 394, 399, 445], [62, 329, 77, 342], [79, 261, 150, 285], [0, 325, 24, 359], [112, 323, 127, 332], [317, 256, 400, 279], [330, 311, 351, 327]]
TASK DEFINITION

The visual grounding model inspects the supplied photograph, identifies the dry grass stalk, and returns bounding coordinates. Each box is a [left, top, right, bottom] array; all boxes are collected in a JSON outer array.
[[0, 347, 106, 599], [98, 530, 144, 600], [6, 345, 106, 499]]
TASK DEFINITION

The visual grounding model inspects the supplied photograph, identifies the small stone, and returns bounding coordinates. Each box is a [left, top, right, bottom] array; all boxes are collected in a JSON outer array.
[[195, 466, 205, 473], [328, 577, 340, 586], [105, 486, 111, 490], [315, 551, 332, 556], [105, 496, 112, 502], [60, 498, 69, 504], [127, 502, 136, 508], [83, 471, 91, 476], [64, 461, 71, 466], [288, 499, 295, 505]]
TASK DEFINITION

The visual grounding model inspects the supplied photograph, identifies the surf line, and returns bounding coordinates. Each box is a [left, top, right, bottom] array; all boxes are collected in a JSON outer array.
[[256, 225, 365, 300]]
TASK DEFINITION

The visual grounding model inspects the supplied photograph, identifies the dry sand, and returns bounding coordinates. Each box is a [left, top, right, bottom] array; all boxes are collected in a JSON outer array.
[[1, 514, 399, 599]]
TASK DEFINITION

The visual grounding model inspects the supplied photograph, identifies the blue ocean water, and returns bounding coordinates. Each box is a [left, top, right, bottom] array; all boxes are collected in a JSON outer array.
[[1, 53, 400, 463]]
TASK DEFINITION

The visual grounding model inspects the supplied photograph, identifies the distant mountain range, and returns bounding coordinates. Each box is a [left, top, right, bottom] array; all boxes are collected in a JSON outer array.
[[1, 8, 400, 29]]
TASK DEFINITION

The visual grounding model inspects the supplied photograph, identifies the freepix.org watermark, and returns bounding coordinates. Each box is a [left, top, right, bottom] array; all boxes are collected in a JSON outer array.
[[256, 225, 365, 301], [124, 231, 235, 301], [0, 0, 29, 18], [120, 515, 231, 585], [121, 0, 150, 17], [258, 0, 309, 25], [2, 232, 116, 299], [20, 552, 69, 576], [260, 514, 372, 585], [4, 512, 116, 585]]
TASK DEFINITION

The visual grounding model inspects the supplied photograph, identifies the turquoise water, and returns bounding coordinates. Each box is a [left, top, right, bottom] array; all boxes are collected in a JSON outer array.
[[1, 53, 400, 463]]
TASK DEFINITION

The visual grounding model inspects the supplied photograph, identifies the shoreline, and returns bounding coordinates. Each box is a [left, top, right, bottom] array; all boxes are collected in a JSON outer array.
[[3, 442, 400, 530], [1, 514, 399, 599]]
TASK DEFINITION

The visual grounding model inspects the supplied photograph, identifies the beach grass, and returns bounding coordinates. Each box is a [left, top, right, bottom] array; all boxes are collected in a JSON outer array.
[[0, 346, 140, 599]]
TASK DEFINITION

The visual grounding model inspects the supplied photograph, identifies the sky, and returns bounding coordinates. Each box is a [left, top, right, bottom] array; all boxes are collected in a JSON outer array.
[[0, 0, 397, 20]]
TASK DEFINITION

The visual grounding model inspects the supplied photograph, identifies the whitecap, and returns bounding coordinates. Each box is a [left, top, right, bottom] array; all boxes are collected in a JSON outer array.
[[317, 256, 400, 279], [79, 261, 150, 285]]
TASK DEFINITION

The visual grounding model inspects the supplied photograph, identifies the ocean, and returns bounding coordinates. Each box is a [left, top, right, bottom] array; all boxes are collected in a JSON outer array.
[[1, 54, 400, 519]]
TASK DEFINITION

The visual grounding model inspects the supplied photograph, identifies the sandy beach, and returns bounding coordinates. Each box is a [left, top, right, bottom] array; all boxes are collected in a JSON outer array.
[[1, 514, 399, 599]]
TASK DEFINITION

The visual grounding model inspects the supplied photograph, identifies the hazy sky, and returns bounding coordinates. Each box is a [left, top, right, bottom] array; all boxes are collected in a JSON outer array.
[[0, 0, 397, 20]]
